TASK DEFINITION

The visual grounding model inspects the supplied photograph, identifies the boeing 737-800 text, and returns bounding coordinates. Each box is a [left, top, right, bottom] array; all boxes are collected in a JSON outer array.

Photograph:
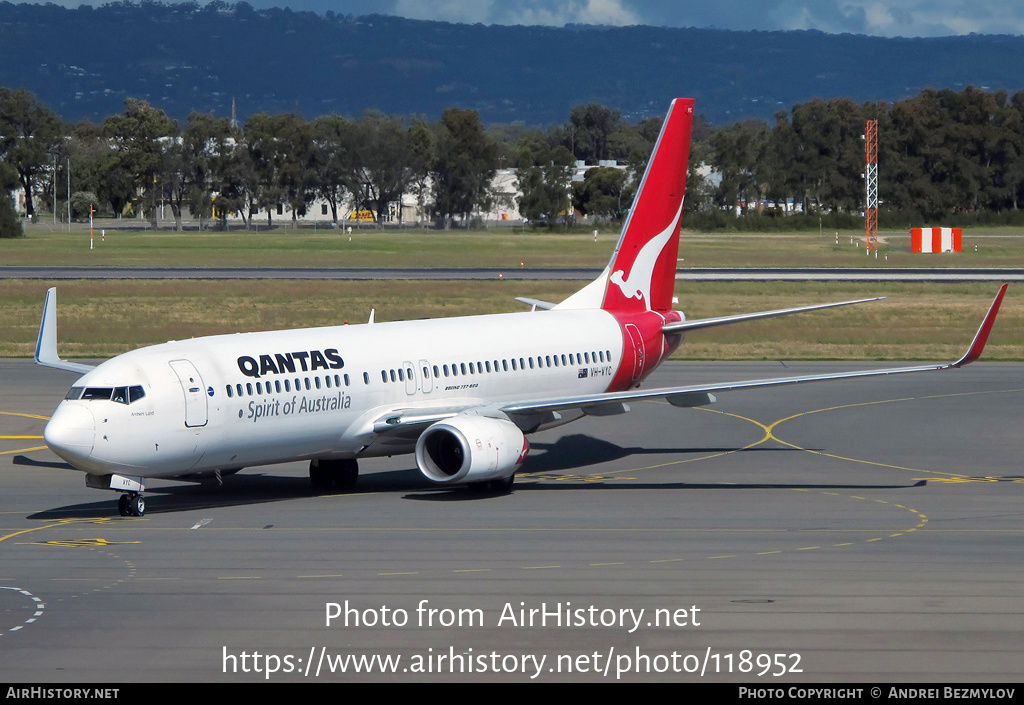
[[35, 98, 1007, 517]]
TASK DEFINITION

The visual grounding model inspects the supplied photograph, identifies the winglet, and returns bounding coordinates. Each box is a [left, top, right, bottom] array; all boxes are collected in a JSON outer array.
[[34, 288, 95, 374], [951, 283, 1008, 368]]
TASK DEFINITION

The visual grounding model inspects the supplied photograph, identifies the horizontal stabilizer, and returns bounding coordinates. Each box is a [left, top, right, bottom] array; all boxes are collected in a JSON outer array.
[[34, 288, 95, 375], [515, 297, 556, 311], [663, 297, 884, 334]]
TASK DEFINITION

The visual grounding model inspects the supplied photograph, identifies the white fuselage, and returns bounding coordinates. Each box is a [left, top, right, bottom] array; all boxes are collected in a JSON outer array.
[[44, 308, 629, 479]]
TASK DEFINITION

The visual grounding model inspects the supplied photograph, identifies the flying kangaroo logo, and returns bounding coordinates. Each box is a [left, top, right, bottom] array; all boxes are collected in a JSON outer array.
[[610, 202, 683, 307]]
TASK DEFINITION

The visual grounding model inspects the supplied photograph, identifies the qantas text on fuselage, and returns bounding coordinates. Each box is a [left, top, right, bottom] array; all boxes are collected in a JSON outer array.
[[237, 348, 345, 378]]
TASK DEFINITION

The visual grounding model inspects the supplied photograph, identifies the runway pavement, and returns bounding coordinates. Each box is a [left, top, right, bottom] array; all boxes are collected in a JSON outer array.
[[1, 360, 1022, 682]]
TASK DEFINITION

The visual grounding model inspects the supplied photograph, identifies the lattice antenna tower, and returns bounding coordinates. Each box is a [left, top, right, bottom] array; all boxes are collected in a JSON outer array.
[[865, 119, 879, 251]]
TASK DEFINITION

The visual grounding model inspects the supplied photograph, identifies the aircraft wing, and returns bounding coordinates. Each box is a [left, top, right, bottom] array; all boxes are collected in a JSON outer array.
[[34, 288, 96, 374], [371, 408, 462, 434], [502, 284, 1008, 417]]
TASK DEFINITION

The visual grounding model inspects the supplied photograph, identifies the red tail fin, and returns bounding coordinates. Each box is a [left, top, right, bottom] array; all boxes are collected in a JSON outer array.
[[601, 98, 693, 314]]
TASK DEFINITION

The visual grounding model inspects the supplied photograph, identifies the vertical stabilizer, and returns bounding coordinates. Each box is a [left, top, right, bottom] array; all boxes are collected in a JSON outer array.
[[601, 98, 693, 314]]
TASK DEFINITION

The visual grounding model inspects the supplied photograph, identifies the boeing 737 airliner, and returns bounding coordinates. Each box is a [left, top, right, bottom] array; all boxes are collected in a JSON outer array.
[[35, 98, 1007, 517]]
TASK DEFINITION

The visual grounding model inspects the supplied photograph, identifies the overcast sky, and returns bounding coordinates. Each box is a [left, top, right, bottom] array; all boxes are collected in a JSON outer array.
[[29, 0, 1024, 37]]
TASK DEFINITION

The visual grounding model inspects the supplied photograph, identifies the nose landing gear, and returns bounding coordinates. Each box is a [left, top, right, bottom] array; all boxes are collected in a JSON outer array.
[[117, 493, 145, 517], [86, 473, 147, 518]]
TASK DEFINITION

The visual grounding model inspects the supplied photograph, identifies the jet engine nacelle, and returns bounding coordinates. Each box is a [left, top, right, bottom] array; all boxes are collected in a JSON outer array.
[[415, 414, 528, 484]]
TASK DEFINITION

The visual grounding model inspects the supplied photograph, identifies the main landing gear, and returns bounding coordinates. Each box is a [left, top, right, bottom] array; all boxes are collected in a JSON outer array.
[[118, 493, 145, 517], [309, 458, 358, 491], [470, 474, 516, 494]]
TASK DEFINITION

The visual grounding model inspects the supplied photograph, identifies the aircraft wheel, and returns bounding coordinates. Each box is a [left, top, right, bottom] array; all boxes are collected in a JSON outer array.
[[309, 459, 331, 490], [489, 475, 515, 493], [468, 475, 514, 494], [118, 494, 130, 517], [130, 495, 145, 517], [336, 459, 358, 490]]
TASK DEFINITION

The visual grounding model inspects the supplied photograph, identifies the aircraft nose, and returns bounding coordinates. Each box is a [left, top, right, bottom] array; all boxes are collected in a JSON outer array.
[[44, 404, 96, 466]]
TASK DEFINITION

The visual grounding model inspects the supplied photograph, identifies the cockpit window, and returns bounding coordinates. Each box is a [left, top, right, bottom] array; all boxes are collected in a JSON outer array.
[[66, 386, 146, 405], [81, 387, 113, 400]]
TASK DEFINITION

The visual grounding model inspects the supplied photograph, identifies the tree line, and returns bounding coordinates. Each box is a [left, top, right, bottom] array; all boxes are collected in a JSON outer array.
[[701, 87, 1024, 227], [0, 90, 670, 236], [4, 86, 1024, 238]]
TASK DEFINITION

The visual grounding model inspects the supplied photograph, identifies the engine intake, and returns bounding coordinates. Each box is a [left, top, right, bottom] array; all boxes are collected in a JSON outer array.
[[415, 415, 528, 484]]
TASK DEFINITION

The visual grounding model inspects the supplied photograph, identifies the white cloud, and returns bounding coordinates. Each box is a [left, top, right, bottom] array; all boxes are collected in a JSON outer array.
[[396, 0, 639, 27], [18, 0, 1024, 36], [621, 0, 1024, 36], [394, 0, 492, 24], [862, 3, 897, 32], [576, 0, 641, 25]]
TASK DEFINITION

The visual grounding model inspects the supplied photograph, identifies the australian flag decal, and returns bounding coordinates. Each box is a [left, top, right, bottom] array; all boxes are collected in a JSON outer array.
[[578, 368, 588, 378]]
